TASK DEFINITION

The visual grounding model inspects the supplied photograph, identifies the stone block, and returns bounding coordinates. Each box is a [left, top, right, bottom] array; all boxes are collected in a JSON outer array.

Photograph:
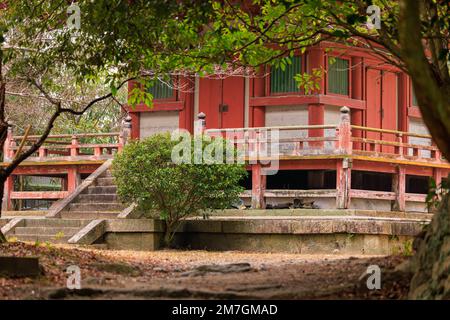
[[0, 256, 41, 277]]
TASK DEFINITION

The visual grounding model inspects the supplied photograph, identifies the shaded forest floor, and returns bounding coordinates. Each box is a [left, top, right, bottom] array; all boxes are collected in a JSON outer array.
[[0, 242, 412, 299]]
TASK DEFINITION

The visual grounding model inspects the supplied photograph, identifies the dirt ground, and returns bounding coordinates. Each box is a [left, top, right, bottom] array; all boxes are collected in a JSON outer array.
[[0, 242, 412, 300]]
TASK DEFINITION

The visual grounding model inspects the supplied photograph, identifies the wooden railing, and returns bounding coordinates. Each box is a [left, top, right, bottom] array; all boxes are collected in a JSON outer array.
[[350, 125, 442, 163], [3, 132, 124, 163], [203, 107, 444, 165], [206, 124, 340, 158]]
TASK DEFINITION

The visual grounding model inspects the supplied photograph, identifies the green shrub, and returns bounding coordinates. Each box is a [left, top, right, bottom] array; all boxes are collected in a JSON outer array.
[[112, 132, 247, 246]]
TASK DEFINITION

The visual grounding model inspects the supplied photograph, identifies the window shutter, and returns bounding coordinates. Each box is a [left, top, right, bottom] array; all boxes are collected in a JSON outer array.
[[270, 56, 301, 94], [148, 80, 174, 99], [328, 58, 349, 95], [412, 86, 418, 106]]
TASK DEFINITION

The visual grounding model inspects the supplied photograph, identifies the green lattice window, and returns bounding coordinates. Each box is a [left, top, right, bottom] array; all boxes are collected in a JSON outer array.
[[270, 56, 301, 94], [147, 79, 174, 99], [327, 58, 349, 95], [412, 86, 418, 106]]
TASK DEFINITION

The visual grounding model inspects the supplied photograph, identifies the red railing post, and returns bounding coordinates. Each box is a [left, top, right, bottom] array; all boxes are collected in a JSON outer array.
[[70, 135, 79, 158], [338, 106, 352, 155], [119, 114, 132, 152], [396, 133, 404, 158], [336, 107, 352, 209], [194, 112, 206, 135], [38, 147, 48, 159], [3, 122, 13, 162]]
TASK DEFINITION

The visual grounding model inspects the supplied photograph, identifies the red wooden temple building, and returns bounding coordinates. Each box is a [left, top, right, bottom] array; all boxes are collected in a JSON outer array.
[[2, 42, 448, 213]]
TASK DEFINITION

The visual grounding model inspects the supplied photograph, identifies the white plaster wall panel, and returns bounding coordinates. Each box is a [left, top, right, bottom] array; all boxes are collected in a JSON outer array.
[[405, 201, 427, 213], [324, 105, 341, 149], [264, 105, 309, 154], [349, 199, 392, 211], [139, 111, 179, 138], [408, 118, 431, 158]]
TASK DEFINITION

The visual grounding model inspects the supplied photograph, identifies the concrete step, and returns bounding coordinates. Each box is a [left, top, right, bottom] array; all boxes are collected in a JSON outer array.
[[0, 219, 9, 228], [84, 185, 117, 195], [60, 211, 120, 219], [14, 227, 80, 237], [69, 202, 125, 212], [13, 234, 71, 244], [24, 218, 90, 228], [100, 170, 113, 177], [77, 194, 118, 202], [96, 177, 116, 186]]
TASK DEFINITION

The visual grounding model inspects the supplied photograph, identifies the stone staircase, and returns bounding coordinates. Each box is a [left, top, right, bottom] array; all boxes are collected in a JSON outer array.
[[3, 165, 127, 244], [7, 218, 91, 243], [60, 169, 126, 219]]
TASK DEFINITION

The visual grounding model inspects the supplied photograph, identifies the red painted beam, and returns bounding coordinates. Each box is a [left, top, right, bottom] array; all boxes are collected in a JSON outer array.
[[127, 101, 184, 113], [249, 94, 365, 109]]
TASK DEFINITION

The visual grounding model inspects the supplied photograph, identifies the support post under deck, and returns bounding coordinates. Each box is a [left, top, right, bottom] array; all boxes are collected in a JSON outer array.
[[392, 165, 406, 212], [251, 164, 266, 209]]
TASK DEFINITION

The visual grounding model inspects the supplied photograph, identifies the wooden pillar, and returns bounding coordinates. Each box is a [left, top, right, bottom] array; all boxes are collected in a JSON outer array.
[[251, 67, 265, 128], [336, 107, 352, 209], [2, 176, 14, 211], [433, 167, 442, 188], [392, 165, 406, 212], [336, 158, 351, 209], [252, 107, 265, 127], [398, 73, 409, 153], [307, 47, 325, 94], [251, 164, 266, 209], [308, 103, 324, 146], [67, 168, 80, 193], [129, 112, 140, 140]]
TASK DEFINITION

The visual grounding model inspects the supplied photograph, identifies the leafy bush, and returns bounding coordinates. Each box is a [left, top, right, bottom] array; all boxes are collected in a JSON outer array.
[[112, 132, 247, 246]]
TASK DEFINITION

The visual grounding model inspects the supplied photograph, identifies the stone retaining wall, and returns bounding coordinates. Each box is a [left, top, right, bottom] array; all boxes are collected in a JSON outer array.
[[98, 217, 426, 255]]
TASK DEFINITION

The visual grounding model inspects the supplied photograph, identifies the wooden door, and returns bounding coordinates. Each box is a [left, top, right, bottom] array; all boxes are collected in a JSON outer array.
[[199, 77, 245, 129], [380, 71, 397, 153], [365, 68, 397, 153]]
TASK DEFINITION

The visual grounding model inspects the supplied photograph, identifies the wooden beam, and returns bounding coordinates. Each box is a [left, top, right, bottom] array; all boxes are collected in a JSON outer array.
[[10, 191, 68, 200], [249, 94, 365, 109]]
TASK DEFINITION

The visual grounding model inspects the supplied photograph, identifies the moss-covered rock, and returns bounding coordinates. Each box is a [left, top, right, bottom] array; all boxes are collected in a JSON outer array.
[[409, 193, 450, 299]]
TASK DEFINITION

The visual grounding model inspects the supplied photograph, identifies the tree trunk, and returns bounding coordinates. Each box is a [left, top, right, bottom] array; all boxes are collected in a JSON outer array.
[[163, 222, 175, 248], [409, 191, 450, 299], [0, 175, 6, 243], [397, 0, 450, 299]]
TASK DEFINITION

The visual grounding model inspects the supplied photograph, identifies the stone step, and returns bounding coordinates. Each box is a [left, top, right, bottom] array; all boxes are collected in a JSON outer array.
[[14, 227, 80, 237], [24, 218, 90, 228], [77, 194, 118, 203], [96, 177, 116, 186], [13, 234, 71, 244], [84, 185, 117, 195], [101, 170, 113, 177], [60, 211, 120, 219], [69, 202, 125, 212]]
